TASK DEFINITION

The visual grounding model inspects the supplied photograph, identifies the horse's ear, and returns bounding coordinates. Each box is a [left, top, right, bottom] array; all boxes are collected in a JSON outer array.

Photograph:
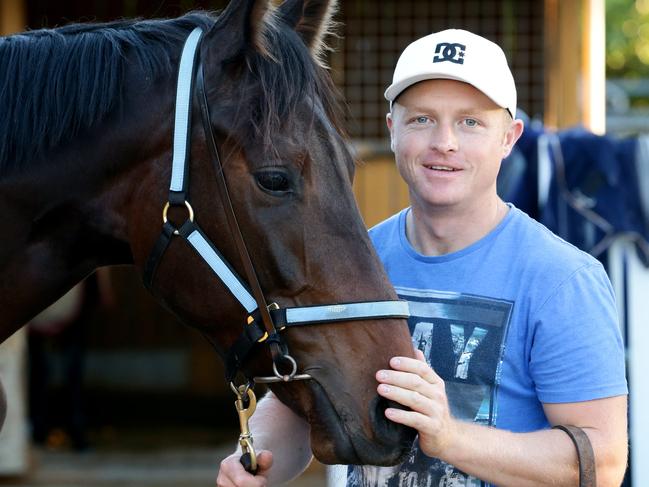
[[279, 0, 338, 66], [202, 0, 276, 59]]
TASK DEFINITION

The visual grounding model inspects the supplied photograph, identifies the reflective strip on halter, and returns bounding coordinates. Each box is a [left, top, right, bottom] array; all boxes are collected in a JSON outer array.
[[186, 230, 258, 313], [284, 300, 410, 325], [170, 27, 203, 193]]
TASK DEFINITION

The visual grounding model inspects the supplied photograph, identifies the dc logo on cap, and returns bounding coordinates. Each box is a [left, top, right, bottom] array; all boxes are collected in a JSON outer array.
[[433, 42, 466, 64]]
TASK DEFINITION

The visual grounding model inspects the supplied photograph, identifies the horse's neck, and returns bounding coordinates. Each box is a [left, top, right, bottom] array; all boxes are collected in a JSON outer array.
[[0, 34, 181, 342], [0, 189, 102, 341], [0, 124, 149, 341]]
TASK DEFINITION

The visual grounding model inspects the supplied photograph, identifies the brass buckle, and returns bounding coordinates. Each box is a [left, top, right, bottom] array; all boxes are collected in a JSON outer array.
[[246, 302, 280, 343]]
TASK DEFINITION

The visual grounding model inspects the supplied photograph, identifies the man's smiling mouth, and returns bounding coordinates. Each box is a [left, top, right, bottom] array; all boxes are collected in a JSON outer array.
[[424, 164, 459, 172]]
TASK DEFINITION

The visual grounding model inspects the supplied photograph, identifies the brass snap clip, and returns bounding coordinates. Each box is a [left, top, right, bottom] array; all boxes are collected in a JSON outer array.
[[231, 382, 258, 474]]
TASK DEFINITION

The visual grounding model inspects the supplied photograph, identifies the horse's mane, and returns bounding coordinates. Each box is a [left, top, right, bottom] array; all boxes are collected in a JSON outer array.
[[0, 12, 214, 174], [0, 9, 344, 176]]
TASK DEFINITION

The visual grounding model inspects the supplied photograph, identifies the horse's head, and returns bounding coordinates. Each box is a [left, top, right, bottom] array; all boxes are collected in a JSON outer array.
[[129, 0, 416, 465]]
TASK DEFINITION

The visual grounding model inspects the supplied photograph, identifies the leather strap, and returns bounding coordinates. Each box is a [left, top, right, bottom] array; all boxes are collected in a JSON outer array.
[[553, 425, 596, 487], [143, 221, 177, 290], [196, 62, 284, 363]]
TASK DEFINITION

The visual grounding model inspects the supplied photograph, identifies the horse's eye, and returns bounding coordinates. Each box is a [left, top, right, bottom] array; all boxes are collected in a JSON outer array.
[[255, 170, 291, 194]]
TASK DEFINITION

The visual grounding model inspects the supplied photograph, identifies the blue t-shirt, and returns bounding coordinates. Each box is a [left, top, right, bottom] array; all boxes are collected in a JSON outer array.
[[344, 205, 627, 487]]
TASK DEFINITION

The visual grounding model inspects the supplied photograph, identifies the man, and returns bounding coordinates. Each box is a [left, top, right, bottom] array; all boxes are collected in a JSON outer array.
[[217, 29, 628, 487]]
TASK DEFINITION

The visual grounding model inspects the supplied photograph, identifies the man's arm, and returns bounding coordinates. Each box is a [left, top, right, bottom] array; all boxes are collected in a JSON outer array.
[[439, 396, 627, 486], [544, 398, 628, 485], [377, 352, 628, 486], [217, 391, 313, 487]]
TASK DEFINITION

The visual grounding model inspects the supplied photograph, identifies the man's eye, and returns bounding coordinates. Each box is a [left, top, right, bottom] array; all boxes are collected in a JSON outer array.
[[464, 118, 478, 127], [416, 116, 429, 124]]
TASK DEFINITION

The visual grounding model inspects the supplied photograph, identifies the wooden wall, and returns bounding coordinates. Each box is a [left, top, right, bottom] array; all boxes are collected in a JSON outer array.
[[353, 156, 409, 229]]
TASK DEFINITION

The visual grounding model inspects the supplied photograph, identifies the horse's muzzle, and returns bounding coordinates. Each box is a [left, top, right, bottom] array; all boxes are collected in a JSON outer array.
[[303, 377, 416, 466], [369, 396, 417, 463]]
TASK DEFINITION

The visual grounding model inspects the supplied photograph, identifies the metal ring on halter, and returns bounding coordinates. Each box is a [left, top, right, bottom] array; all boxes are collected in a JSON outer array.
[[162, 201, 195, 235], [254, 354, 312, 383]]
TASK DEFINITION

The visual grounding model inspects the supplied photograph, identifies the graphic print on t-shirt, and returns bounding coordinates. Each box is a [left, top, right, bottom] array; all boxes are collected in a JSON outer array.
[[346, 287, 513, 487]]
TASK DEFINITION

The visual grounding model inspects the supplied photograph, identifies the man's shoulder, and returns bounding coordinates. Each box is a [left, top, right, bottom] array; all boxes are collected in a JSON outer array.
[[506, 206, 603, 277]]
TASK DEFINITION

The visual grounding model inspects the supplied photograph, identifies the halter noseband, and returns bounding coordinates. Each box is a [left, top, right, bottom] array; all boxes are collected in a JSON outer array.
[[143, 28, 410, 385]]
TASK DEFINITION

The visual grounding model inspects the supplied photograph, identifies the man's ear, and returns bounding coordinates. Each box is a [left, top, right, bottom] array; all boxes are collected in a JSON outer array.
[[502, 118, 524, 158], [386, 112, 396, 153]]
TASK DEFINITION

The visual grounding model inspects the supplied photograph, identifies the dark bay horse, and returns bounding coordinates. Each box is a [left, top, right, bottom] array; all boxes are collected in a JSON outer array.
[[0, 0, 416, 466]]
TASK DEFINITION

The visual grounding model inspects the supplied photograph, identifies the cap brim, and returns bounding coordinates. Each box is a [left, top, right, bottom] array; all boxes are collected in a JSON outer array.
[[385, 72, 510, 115]]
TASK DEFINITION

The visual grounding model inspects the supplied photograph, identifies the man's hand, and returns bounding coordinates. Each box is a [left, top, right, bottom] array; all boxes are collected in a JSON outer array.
[[376, 349, 458, 458], [216, 450, 274, 487]]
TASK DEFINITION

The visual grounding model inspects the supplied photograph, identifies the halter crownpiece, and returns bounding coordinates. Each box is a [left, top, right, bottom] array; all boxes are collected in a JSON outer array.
[[143, 27, 411, 384]]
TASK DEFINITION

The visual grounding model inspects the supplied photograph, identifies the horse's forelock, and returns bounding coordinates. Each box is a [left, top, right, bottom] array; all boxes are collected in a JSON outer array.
[[229, 18, 345, 161], [248, 0, 278, 61]]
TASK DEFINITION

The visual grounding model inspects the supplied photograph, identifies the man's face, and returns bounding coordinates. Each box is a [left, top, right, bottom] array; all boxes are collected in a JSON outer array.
[[386, 79, 523, 213]]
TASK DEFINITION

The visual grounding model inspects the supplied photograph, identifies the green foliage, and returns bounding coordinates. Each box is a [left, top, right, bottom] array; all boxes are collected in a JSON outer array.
[[606, 0, 649, 77]]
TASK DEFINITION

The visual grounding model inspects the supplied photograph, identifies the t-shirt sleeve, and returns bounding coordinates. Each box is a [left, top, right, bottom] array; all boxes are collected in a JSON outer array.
[[529, 262, 628, 403]]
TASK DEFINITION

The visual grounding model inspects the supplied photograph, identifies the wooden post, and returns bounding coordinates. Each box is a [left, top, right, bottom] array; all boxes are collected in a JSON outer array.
[[544, 0, 606, 133], [0, 0, 26, 35], [544, 0, 582, 130]]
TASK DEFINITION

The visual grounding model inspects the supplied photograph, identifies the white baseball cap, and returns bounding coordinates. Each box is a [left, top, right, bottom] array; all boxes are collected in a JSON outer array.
[[385, 29, 517, 117]]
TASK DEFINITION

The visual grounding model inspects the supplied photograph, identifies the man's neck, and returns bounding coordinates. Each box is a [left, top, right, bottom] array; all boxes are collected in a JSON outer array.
[[406, 196, 509, 256]]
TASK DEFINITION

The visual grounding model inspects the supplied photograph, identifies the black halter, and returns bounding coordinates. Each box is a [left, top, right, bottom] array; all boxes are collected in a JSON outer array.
[[143, 28, 410, 385]]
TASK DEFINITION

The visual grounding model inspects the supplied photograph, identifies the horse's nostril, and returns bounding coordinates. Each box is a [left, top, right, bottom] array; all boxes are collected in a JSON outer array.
[[372, 396, 417, 448]]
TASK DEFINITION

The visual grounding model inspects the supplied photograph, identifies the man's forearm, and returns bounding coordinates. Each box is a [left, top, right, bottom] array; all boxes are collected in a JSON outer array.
[[437, 421, 576, 486], [246, 391, 313, 485], [439, 420, 625, 487]]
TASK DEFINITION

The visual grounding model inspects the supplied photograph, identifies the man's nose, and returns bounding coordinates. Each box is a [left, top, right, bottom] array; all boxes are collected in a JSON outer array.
[[429, 124, 458, 152]]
